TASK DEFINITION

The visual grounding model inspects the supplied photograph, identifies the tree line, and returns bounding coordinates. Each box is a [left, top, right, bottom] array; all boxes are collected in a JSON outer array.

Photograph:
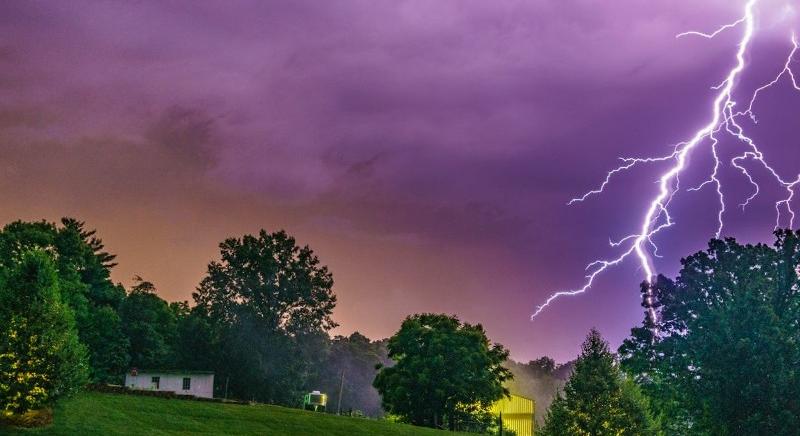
[[537, 230, 800, 435], [0, 217, 562, 432], [0, 219, 389, 419], [4, 218, 800, 435]]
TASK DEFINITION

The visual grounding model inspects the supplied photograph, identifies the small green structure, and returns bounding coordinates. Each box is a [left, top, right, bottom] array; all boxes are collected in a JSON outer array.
[[303, 390, 328, 412]]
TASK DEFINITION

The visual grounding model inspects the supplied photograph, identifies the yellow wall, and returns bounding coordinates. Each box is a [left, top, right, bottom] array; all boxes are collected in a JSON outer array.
[[491, 394, 535, 436]]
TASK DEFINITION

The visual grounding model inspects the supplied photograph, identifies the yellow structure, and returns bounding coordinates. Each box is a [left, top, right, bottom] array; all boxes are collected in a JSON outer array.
[[491, 394, 535, 436]]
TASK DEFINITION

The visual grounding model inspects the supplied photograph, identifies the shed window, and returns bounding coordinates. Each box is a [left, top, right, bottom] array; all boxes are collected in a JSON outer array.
[[151, 376, 160, 389], [182, 377, 191, 390]]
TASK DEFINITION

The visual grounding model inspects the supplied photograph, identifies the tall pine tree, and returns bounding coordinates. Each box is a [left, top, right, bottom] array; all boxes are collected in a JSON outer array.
[[540, 329, 659, 436], [0, 219, 129, 382], [0, 250, 88, 417]]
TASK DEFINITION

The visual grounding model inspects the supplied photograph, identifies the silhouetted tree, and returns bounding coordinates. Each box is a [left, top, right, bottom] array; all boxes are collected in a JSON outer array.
[[192, 230, 337, 404], [120, 277, 178, 370], [172, 306, 217, 373]]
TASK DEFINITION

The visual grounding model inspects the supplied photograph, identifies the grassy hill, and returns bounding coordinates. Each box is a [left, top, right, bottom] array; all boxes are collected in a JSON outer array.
[[3, 392, 468, 435]]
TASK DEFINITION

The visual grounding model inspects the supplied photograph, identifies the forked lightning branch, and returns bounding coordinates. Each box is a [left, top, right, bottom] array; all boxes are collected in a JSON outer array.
[[532, 0, 800, 320]]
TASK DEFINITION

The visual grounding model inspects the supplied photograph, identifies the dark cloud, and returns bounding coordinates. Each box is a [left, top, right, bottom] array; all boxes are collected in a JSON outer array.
[[0, 0, 798, 362], [146, 106, 219, 169]]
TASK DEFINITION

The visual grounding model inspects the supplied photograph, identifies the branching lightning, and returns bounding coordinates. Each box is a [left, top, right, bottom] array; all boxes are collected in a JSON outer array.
[[532, 0, 800, 320]]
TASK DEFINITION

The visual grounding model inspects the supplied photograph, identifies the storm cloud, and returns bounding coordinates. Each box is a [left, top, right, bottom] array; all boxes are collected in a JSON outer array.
[[1, 0, 798, 361]]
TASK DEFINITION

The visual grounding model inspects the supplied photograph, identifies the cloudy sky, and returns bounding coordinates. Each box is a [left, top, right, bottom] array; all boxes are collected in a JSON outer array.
[[1, 0, 799, 362]]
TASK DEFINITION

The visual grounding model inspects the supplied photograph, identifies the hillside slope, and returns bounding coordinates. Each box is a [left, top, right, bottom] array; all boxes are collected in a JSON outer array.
[[3, 392, 468, 435]]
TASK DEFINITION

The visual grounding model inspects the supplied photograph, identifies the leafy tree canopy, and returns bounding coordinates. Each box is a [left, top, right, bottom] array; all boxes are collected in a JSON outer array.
[[193, 229, 337, 335], [120, 277, 178, 370], [191, 229, 338, 404], [0, 219, 128, 382], [373, 313, 511, 431], [620, 230, 800, 435]]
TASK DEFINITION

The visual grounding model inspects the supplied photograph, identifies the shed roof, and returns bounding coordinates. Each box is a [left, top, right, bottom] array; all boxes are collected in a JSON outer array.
[[131, 369, 215, 375]]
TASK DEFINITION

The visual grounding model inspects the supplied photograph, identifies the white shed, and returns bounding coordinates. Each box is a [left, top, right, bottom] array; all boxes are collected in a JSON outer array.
[[124, 369, 215, 399]]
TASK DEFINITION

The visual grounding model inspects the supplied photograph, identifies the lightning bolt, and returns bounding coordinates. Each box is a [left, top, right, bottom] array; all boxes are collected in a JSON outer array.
[[532, 0, 800, 320]]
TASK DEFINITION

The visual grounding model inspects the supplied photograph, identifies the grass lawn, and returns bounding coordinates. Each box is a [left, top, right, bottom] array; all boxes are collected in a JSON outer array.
[[2, 391, 469, 435]]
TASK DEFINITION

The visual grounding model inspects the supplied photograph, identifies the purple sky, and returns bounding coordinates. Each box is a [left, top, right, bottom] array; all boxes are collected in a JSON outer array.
[[1, 1, 799, 362]]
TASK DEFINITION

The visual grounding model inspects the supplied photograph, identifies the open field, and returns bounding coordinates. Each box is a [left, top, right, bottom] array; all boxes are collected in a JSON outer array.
[[3, 392, 469, 436]]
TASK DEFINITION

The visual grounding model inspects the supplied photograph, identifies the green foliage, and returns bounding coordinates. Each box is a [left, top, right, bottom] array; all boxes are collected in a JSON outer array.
[[0, 250, 88, 416], [172, 306, 217, 372], [120, 277, 178, 370], [194, 229, 337, 334], [0, 219, 128, 382], [373, 313, 512, 430], [192, 230, 338, 404], [620, 230, 800, 435], [80, 306, 129, 383], [539, 329, 659, 436]]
